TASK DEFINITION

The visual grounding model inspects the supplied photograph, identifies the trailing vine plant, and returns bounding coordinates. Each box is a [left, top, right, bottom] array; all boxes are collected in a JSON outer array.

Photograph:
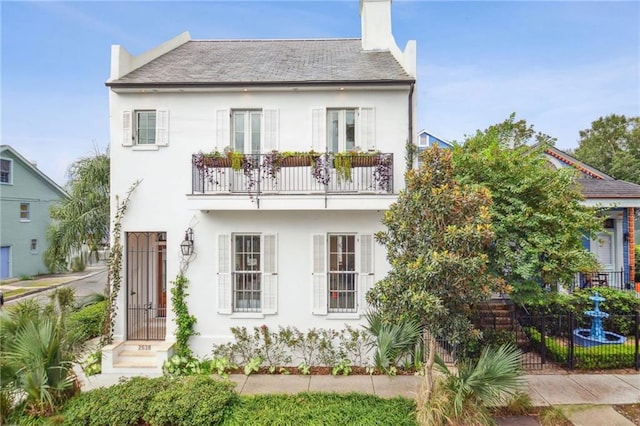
[[405, 139, 417, 172], [101, 180, 141, 346], [171, 221, 199, 358], [171, 274, 197, 358]]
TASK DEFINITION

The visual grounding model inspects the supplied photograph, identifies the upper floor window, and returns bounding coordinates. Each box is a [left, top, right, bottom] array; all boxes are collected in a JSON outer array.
[[327, 109, 356, 152], [0, 159, 12, 184], [20, 203, 30, 221], [136, 110, 156, 145], [122, 109, 169, 147], [312, 107, 375, 153], [232, 110, 261, 154]]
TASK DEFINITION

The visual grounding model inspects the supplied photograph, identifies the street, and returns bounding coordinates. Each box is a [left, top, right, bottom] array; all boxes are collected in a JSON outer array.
[[3, 264, 108, 308]]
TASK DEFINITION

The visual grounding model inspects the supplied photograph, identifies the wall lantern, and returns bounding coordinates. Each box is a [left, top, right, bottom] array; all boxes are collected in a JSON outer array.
[[180, 228, 194, 256], [623, 232, 630, 243]]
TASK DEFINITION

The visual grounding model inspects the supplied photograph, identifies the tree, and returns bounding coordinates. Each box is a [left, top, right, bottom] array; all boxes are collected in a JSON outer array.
[[573, 114, 640, 184], [44, 152, 110, 272], [367, 146, 499, 400], [453, 114, 601, 298]]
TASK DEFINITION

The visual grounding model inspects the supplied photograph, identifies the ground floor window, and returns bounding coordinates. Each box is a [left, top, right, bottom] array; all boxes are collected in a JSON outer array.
[[233, 234, 261, 312], [328, 234, 357, 313]]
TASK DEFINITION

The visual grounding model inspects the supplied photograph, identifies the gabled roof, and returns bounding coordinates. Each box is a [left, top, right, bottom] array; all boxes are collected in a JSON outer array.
[[541, 144, 640, 201], [543, 145, 614, 180], [107, 39, 415, 87], [0, 145, 68, 198]]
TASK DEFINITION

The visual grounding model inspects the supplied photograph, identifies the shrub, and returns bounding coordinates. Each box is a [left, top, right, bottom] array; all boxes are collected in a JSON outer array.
[[144, 376, 237, 426], [67, 301, 107, 340], [62, 376, 171, 425], [224, 393, 416, 426], [162, 354, 211, 376], [71, 256, 85, 273]]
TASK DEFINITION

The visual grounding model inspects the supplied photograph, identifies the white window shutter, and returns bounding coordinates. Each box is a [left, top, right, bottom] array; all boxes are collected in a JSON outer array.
[[263, 109, 279, 152], [216, 109, 230, 149], [358, 234, 375, 313], [218, 234, 232, 314], [262, 234, 278, 314], [311, 108, 326, 152], [359, 108, 376, 151], [122, 110, 133, 146], [156, 110, 169, 146], [312, 234, 327, 315]]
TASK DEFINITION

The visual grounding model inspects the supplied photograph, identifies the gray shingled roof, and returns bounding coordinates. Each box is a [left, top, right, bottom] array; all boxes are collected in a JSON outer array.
[[108, 39, 414, 86], [576, 178, 640, 199]]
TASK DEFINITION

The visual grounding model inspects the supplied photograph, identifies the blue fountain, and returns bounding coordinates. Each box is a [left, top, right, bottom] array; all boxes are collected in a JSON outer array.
[[573, 292, 626, 347]]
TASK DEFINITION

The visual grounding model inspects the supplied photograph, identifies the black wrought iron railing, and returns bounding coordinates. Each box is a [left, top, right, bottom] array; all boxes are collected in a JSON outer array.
[[576, 269, 632, 291], [191, 153, 394, 195]]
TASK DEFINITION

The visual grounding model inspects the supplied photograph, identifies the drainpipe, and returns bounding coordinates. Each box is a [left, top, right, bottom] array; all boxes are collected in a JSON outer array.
[[408, 82, 415, 146]]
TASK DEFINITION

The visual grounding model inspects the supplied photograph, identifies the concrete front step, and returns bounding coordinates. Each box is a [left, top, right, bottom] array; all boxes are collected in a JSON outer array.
[[102, 340, 175, 374]]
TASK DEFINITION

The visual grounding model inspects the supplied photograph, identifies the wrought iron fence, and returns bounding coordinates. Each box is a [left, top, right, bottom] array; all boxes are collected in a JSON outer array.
[[192, 153, 394, 195]]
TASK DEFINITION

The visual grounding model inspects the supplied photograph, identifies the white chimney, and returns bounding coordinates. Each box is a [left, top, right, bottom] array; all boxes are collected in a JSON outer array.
[[360, 0, 395, 51]]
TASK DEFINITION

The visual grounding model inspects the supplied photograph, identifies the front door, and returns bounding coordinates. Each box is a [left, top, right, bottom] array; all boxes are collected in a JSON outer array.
[[126, 232, 166, 340], [0, 246, 10, 279]]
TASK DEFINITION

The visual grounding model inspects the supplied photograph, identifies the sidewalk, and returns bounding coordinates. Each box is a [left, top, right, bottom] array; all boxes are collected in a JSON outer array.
[[78, 371, 640, 425]]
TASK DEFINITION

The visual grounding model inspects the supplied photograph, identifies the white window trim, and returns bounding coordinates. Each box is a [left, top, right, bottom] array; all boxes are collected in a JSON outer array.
[[122, 109, 169, 148], [0, 158, 13, 185], [19, 203, 30, 222]]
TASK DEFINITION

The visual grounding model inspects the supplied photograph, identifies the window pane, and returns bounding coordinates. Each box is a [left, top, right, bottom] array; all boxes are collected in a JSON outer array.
[[1, 159, 11, 183], [233, 113, 245, 152], [328, 110, 339, 152], [251, 112, 261, 154], [346, 110, 355, 150], [136, 111, 156, 144]]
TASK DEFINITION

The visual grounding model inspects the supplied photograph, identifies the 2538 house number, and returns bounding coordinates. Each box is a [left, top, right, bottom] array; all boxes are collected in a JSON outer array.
[[138, 345, 151, 351]]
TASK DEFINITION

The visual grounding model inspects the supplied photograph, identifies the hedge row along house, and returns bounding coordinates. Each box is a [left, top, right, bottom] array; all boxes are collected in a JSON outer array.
[[103, 0, 416, 372]]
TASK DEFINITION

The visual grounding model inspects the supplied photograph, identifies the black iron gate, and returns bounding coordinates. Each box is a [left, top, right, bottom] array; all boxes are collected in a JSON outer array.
[[126, 232, 167, 341]]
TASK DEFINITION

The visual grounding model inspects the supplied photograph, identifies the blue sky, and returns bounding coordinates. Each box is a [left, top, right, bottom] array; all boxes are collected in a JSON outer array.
[[2, 0, 639, 186]]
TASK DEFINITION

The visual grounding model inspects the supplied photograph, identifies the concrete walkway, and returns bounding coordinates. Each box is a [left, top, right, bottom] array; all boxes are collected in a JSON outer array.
[[78, 371, 640, 425]]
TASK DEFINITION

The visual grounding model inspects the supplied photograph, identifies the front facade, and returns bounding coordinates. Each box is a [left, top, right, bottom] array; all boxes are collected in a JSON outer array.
[[0, 145, 67, 279], [543, 146, 639, 290], [106, 0, 416, 364]]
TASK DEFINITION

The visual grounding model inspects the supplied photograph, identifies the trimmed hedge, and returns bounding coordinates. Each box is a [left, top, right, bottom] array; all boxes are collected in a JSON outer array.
[[145, 376, 237, 426], [526, 328, 637, 370], [67, 300, 108, 340], [224, 393, 417, 426], [63, 376, 172, 425], [62, 377, 416, 426]]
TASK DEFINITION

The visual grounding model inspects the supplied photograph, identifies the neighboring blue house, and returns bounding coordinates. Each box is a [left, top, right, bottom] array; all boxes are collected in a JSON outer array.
[[543, 145, 640, 291], [0, 145, 67, 279], [417, 130, 454, 150]]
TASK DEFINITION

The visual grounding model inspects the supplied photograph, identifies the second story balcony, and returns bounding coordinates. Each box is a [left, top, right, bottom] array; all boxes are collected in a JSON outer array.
[[192, 151, 393, 193]]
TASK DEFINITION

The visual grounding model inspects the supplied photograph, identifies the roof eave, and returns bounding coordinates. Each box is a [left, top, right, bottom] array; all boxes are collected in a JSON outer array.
[[105, 79, 416, 89]]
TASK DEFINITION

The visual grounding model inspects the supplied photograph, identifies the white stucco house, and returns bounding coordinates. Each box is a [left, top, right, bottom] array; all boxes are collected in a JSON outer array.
[[103, 0, 416, 372]]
